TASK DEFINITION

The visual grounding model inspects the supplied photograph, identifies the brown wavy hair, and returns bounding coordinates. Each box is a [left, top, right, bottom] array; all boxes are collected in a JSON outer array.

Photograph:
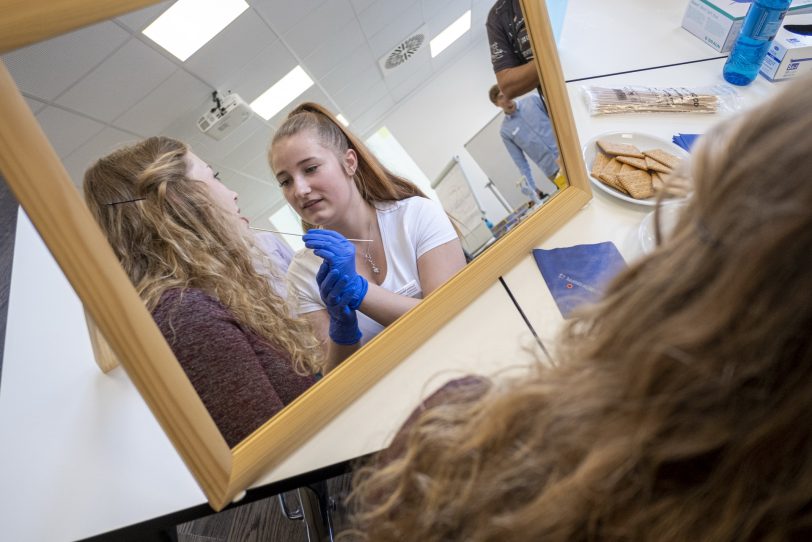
[[349, 74, 812, 541], [269, 102, 427, 231], [83, 136, 322, 374]]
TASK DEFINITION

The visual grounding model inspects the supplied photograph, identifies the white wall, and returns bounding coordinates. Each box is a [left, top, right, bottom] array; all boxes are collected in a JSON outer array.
[[377, 38, 512, 223]]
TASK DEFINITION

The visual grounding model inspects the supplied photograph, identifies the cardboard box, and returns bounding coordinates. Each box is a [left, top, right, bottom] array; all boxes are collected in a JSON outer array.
[[760, 14, 812, 81], [682, 0, 812, 53]]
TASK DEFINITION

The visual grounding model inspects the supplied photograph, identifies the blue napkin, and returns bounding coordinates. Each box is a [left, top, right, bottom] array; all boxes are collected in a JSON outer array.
[[533, 242, 626, 319], [672, 133, 701, 152]]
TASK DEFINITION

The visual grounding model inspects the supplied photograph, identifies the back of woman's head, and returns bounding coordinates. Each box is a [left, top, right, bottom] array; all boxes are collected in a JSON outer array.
[[349, 73, 812, 541], [84, 136, 322, 374], [269, 103, 425, 229], [84, 136, 231, 293]]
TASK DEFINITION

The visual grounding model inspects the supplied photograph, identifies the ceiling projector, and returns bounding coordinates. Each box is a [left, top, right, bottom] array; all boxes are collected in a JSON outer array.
[[197, 92, 253, 140]]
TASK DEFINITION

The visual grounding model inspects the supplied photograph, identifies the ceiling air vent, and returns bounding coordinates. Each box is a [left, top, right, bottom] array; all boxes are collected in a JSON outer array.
[[378, 26, 428, 75]]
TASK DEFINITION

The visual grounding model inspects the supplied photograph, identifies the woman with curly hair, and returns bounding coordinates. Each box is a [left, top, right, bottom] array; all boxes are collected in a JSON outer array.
[[84, 136, 321, 448], [350, 73, 812, 541]]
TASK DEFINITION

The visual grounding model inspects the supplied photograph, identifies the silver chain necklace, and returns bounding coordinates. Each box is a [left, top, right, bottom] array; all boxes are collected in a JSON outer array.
[[363, 216, 380, 274]]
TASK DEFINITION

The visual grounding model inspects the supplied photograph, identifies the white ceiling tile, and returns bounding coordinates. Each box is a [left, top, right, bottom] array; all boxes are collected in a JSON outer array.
[[358, 0, 421, 39], [243, 152, 276, 184], [351, 93, 396, 136], [23, 96, 47, 115], [388, 61, 433, 102], [225, 41, 299, 103], [35, 107, 106, 158], [56, 39, 177, 122], [115, 0, 173, 32], [2, 21, 130, 101], [114, 69, 212, 136], [302, 18, 367, 79], [423, 0, 471, 25], [252, 0, 331, 33], [367, 8, 425, 58], [184, 9, 279, 90], [471, 0, 493, 27], [223, 123, 274, 176], [160, 95, 214, 142], [282, 0, 356, 60], [350, 0, 377, 14], [62, 127, 141, 187], [340, 78, 388, 119], [318, 44, 378, 95]]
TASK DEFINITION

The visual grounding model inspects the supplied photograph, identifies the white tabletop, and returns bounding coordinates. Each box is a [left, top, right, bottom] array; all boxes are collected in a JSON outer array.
[[558, 0, 725, 81], [502, 56, 780, 348]]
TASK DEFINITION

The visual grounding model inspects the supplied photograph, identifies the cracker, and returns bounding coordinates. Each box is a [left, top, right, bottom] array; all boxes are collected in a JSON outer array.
[[598, 158, 630, 193], [590, 151, 610, 178], [643, 148, 680, 169], [610, 174, 630, 194], [618, 170, 653, 199], [598, 173, 628, 194], [617, 155, 648, 170], [619, 163, 636, 173], [645, 156, 672, 174], [598, 157, 623, 179], [596, 139, 644, 158]]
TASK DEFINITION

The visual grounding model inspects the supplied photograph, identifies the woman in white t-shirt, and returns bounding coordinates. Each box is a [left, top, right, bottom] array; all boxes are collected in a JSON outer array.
[[269, 103, 467, 371]]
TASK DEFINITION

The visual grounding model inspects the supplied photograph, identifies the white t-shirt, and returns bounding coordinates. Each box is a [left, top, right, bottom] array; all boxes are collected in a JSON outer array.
[[286, 196, 458, 345]]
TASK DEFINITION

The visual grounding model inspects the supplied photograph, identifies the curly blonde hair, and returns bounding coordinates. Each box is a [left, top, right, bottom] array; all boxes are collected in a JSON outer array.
[[83, 136, 323, 374], [349, 74, 812, 541]]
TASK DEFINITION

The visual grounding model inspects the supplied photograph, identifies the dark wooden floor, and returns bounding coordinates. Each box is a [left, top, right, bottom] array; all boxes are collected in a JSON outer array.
[[177, 472, 355, 541]]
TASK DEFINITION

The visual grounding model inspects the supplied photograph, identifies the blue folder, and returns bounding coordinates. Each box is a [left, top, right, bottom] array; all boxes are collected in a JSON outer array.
[[532, 242, 626, 318]]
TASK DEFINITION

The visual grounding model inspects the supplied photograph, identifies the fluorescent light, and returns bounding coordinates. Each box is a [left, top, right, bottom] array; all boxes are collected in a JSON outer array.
[[143, 0, 248, 61], [336, 114, 349, 127], [250, 66, 314, 120], [430, 10, 471, 58]]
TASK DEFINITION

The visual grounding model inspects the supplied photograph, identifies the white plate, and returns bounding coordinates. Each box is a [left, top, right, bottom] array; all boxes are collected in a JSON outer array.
[[638, 200, 688, 254], [583, 132, 689, 207]]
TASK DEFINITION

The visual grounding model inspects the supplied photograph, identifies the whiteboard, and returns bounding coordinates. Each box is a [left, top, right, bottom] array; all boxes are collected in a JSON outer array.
[[464, 111, 556, 210], [431, 157, 493, 255]]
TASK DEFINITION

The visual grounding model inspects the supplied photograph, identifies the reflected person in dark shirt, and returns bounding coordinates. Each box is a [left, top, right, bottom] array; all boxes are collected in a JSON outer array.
[[486, 0, 541, 100]]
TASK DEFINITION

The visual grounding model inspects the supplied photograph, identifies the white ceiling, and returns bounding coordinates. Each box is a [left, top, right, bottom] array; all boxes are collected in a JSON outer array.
[[2, 0, 494, 222]]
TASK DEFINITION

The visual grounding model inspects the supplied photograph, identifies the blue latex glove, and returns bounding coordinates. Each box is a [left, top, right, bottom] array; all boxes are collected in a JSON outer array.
[[304, 229, 368, 310], [316, 264, 362, 345]]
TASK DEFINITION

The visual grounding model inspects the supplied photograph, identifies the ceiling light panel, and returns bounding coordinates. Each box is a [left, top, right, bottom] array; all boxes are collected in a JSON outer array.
[[143, 0, 249, 61], [250, 66, 315, 121], [429, 10, 471, 58]]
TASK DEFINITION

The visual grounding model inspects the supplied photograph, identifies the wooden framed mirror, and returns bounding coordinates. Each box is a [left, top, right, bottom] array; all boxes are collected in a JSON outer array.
[[0, 0, 591, 509]]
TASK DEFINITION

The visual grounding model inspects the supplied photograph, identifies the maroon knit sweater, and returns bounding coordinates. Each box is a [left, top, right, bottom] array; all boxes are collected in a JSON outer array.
[[152, 288, 316, 448]]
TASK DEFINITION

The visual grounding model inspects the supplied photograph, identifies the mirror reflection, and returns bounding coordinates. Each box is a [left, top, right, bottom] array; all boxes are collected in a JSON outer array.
[[1, 0, 569, 447]]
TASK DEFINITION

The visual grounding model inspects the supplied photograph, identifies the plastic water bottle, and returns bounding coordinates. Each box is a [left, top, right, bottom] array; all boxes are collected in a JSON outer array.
[[723, 0, 792, 86]]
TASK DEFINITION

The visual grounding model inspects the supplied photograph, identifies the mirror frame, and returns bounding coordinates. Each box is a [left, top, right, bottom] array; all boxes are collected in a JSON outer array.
[[0, 0, 592, 510]]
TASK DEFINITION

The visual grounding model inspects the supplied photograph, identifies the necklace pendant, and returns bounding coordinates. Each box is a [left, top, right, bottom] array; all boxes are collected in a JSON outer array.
[[364, 252, 380, 274]]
